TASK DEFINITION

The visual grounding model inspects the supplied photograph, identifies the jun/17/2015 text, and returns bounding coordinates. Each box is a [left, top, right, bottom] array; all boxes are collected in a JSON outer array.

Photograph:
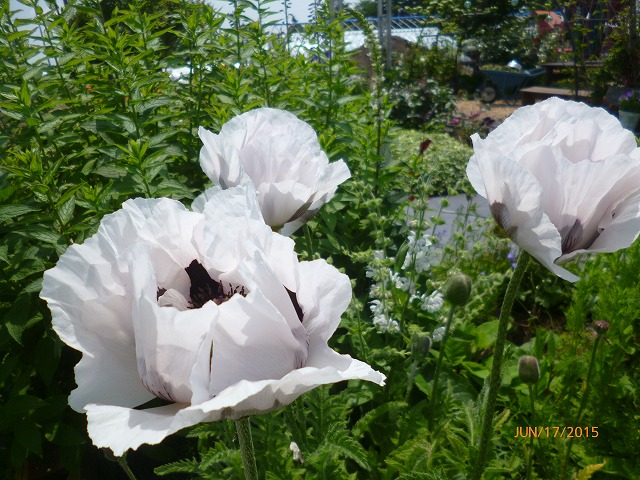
[[514, 426, 598, 439]]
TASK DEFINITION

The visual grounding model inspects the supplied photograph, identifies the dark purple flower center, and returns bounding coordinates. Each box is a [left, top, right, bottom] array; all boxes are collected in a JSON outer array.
[[157, 260, 304, 321]]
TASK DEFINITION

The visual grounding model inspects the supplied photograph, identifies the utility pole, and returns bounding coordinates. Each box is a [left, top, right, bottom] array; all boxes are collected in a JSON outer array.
[[329, 0, 343, 16], [377, 0, 393, 69], [386, 0, 392, 70]]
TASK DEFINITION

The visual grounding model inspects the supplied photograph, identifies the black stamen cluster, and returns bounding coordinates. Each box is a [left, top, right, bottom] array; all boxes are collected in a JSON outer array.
[[184, 260, 249, 309], [185, 260, 226, 308]]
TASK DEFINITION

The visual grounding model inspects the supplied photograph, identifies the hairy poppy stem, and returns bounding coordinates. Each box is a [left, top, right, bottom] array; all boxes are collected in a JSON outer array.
[[116, 454, 138, 480], [429, 304, 457, 415], [472, 251, 529, 480], [526, 384, 536, 480], [236, 417, 259, 480], [561, 333, 602, 479]]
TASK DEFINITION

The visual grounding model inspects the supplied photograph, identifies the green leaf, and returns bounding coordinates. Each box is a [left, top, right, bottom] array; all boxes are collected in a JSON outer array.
[[573, 461, 607, 480], [10, 440, 28, 471], [57, 196, 76, 226], [473, 320, 499, 350], [155, 459, 201, 475], [35, 335, 60, 384], [45, 423, 85, 447], [15, 421, 42, 457], [4, 294, 40, 345], [0, 205, 40, 224], [461, 361, 490, 379], [15, 227, 63, 246]]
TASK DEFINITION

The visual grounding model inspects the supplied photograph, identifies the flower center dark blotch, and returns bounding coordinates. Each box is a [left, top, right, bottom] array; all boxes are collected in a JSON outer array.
[[490, 202, 516, 239], [156, 261, 304, 320], [156, 260, 246, 309], [185, 260, 229, 308], [560, 218, 600, 255], [286, 288, 304, 322]]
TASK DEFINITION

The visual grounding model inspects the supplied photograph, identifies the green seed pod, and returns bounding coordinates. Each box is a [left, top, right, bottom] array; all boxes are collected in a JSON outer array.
[[444, 273, 472, 306], [518, 355, 540, 385]]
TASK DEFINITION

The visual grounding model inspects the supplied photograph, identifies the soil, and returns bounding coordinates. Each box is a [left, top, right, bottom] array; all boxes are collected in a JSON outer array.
[[455, 98, 519, 124]]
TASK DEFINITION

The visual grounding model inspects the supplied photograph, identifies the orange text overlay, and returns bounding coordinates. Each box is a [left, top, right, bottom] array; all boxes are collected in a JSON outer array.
[[514, 426, 598, 439]]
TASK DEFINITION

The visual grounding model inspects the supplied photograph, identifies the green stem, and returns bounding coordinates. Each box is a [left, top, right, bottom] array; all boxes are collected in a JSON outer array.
[[235, 417, 259, 480], [404, 358, 419, 404], [471, 251, 530, 480], [561, 334, 602, 479], [304, 224, 314, 260], [116, 455, 138, 480], [526, 384, 536, 480], [429, 304, 457, 414]]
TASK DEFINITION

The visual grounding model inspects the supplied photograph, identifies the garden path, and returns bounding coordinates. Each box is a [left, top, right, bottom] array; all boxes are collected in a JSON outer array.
[[426, 194, 491, 246]]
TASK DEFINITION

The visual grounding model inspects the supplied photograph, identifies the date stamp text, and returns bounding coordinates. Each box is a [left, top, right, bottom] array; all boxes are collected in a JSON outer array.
[[514, 426, 598, 439]]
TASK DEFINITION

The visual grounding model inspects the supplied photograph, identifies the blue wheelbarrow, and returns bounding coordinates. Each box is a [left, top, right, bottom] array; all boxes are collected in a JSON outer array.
[[479, 67, 545, 105]]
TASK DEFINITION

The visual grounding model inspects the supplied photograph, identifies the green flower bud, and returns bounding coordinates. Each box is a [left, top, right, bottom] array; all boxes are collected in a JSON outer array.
[[518, 355, 540, 385], [444, 273, 472, 306], [411, 333, 432, 358]]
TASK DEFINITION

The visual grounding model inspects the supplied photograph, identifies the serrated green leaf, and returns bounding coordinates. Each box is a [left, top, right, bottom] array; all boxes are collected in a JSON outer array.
[[155, 459, 201, 475], [16, 227, 63, 246], [93, 165, 128, 178], [0, 204, 40, 224], [58, 196, 75, 226]]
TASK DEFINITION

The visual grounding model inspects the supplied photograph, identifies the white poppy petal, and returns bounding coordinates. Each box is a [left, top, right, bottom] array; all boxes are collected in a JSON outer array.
[[68, 337, 153, 412], [128, 247, 218, 404], [198, 344, 385, 420], [191, 185, 222, 213], [561, 190, 640, 261], [198, 126, 245, 188], [208, 289, 308, 396], [198, 108, 349, 232], [296, 260, 352, 343], [467, 98, 640, 281], [85, 403, 204, 457]]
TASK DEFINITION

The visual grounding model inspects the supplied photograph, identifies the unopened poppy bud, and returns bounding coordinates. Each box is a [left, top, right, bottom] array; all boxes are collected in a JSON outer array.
[[444, 273, 472, 306], [518, 355, 540, 385], [592, 320, 610, 335], [411, 333, 432, 358]]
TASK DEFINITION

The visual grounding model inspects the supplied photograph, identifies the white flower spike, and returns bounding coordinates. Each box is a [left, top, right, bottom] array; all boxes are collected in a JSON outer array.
[[198, 108, 350, 235], [40, 184, 384, 457], [467, 97, 640, 282]]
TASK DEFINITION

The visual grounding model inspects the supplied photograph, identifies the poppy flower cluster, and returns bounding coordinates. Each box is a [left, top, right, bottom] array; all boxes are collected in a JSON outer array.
[[41, 109, 383, 456]]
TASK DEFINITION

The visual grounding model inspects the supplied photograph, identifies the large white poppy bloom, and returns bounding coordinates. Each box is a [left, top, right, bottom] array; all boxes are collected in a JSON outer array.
[[198, 108, 350, 235], [40, 184, 384, 456], [467, 98, 640, 282]]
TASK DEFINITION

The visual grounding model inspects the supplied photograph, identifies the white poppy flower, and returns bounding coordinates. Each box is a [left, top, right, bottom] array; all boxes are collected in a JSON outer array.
[[40, 184, 384, 457], [467, 98, 640, 282], [198, 108, 350, 235]]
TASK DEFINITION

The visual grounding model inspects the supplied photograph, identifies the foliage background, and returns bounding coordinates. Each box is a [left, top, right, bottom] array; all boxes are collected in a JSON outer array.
[[0, 0, 639, 479]]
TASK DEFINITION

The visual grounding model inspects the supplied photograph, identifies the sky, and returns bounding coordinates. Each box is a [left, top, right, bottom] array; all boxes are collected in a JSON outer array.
[[8, 0, 358, 24], [209, 0, 357, 24]]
